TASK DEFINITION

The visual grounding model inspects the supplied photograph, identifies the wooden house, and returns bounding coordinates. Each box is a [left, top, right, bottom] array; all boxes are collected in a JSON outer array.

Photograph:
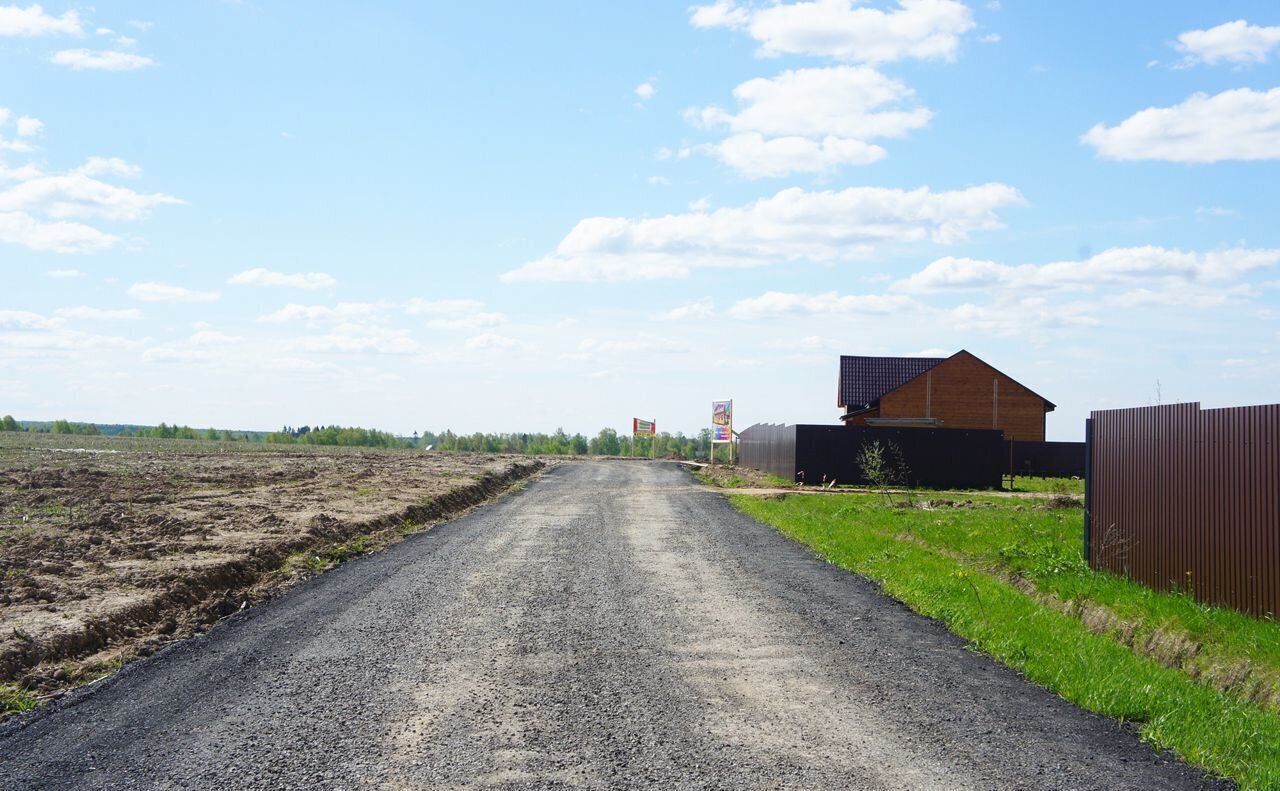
[[837, 350, 1055, 441]]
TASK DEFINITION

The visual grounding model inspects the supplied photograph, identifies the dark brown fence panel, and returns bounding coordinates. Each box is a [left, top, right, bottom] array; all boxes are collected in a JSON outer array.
[[738, 423, 1003, 489], [739, 423, 797, 481], [1088, 402, 1280, 617], [796, 425, 1003, 489], [1006, 440, 1086, 478]]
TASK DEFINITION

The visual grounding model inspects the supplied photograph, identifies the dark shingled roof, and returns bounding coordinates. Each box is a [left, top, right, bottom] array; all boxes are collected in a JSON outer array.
[[838, 355, 944, 409]]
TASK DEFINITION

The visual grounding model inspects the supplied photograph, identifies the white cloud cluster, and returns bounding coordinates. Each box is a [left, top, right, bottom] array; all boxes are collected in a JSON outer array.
[[1082, 87, 1280, 162], [1176, 20, 1280, 67], [1, 163, 181, 221], [690, 0, 975, 63], [892, 246, 1280, 293], [0, 304, 143, 362], [0, 107, 42, 154], [128, 282, 220, 303], [229, 268, 336, 289], [288, 324, 419, 356], [685, 2, 974, 176], [260, 302, 375, 323], [728, 291, 914, 320], [688, 66, 933, 177], [50, 48, 153, 71], [0, 4, 82, 36], [503, 183, 1025, 282], [635, 81, 656, 100], [1, 6, 155, 73], [654, 298, 716, 321], [405, 298, 505, 330], [54, 306, 141, 320], [0, 118, 182, 253], [947, 298, 1099, 336]]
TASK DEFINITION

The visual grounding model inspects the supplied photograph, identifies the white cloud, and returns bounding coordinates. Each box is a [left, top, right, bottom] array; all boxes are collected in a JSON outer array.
[[1082, 87, 1280, 163], [46, 268, 83, 278], [463, 332, 525, 351], [566, 336, 688, 364], [0, 211, 117, 253], [635, 81, 656, 100], [128, 282, 220, 303], [228, 267, 336, 289], [1104, 284, 1253, 309], [502, 183, 1025, 282], [189, 330, 243, 345], [978, 33, 1000, 43], [405, 298, 483, 315], [0, 309, 58, 329], [690, 0, 749, 30], [0, 4, 82, 36], [690, 0, 975, 64], [654, 298, 716, 321], [0, 159, 182, 221], [260, 302, 376, 323], [892, 247, 1280, 293], [54, 306, 141, 320], [0, 327, 140, 355], [687, 66, 932, 177], [405, 298, 504, 329], [15, 116, 42, 137], [647, 175, 670, 186], [766, 335, 839, 350], [141, 347, 215, 365], [727, 290, 914, 320], [1176, 20, 1280, 66], [704, 133, 887, 177], [289, 323, 418, 355], [0, 130, 178, 252], [948, 298, 1099, 336], [51, 49, 153, 71], [76, 157, 142, 178], [427, 315, 505, 331]]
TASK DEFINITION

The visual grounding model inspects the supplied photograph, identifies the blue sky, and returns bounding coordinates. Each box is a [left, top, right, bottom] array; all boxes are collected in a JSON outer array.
[[3, 1, 1279, 440]]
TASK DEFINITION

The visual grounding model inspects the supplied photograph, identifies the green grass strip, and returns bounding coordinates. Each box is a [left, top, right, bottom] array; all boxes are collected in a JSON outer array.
[[733, 494, 1280, 790]]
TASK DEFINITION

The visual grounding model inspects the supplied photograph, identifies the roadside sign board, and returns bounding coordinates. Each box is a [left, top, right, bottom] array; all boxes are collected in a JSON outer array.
[[633, 418, 656, 436], [711, 400, 733, 443]]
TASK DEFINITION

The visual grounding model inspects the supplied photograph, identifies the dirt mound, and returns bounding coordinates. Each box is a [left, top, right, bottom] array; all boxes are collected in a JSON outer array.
[[0, 443, 544, 705]]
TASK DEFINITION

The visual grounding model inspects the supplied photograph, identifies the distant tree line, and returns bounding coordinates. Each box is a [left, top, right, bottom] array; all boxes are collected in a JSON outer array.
[[263, 425, 411, 448], [1, 414, 726, 459], [418, 428, 716, 459]]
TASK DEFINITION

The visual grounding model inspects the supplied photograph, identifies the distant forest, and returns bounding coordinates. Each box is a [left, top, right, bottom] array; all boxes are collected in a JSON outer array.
[[1, 416, 722, 459]]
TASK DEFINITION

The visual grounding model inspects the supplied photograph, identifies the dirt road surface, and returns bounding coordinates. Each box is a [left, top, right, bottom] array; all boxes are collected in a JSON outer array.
[[0, 462, 1225, 790]]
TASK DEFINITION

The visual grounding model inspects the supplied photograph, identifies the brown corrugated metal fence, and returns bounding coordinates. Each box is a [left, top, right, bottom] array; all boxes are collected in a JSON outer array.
[[1087, 402, 1280, 617]]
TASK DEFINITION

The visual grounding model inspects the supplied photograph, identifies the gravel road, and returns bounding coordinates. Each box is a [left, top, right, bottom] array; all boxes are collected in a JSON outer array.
[[0, 462, 1227, 790]]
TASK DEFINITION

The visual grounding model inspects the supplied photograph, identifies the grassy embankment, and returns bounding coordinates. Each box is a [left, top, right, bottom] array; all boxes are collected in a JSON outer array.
[[731, 487, 1280, 790]]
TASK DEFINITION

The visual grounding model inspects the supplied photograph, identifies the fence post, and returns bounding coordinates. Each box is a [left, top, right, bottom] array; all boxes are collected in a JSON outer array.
[[1083, 416, 1093, 568]]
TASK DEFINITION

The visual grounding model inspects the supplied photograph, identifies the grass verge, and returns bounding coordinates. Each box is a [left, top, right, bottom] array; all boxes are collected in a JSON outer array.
[[732, 492, 1280, 790], [1, 684, 38, 717]]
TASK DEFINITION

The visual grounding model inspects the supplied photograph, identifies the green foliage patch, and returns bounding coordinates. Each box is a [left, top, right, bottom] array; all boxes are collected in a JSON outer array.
[[733, 493, 1280, 790]]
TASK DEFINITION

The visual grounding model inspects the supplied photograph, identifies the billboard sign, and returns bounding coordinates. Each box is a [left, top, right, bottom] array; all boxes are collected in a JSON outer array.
[[633, 418, 656, 436], [711, 400, 733, 443]]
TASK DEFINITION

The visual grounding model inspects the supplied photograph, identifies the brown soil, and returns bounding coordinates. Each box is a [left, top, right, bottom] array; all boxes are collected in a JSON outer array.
[[0, 440, 544, 700]]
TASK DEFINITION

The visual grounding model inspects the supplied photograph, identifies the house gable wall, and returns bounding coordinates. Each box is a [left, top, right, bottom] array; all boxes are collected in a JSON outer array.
[[877, 351, 1047, 441]]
